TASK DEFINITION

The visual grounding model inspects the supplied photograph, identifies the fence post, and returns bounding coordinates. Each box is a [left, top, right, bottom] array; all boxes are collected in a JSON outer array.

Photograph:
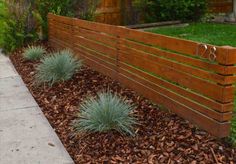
[[47, 14, 55, 49], [215, 46, 236, 136]]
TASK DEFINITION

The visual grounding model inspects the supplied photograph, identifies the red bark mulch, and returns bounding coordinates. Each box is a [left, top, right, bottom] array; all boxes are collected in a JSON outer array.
[[10, 43, 236, 163]]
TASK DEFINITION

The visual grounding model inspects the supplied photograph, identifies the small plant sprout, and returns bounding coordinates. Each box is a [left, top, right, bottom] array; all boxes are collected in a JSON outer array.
[[35, 49, 82, 86], [73, 91, 137, 136], [23, 45, 46, 60]]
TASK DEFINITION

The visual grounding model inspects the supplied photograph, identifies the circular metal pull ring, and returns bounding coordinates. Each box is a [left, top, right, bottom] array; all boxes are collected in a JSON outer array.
[[196, 44, 208, 57], [209, 47, 217, 62]]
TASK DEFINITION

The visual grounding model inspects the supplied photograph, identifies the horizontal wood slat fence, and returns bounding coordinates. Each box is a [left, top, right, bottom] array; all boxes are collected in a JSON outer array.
[[48, 13, 236, 137]]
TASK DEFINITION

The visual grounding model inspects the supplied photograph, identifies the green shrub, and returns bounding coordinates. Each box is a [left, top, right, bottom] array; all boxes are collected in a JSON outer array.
[[33, 0, 76, 40], [0, 1, 37, 52], [33, 0, 100, 39], [0, 0, 100, 50], [132, 0, 156, 23], [231, 114, 236, 146], [0, 1, 6, 46], [73, 91, 137, 136], [76, 0, 100, 21], [35, 50, 82, 85], [133, 0, 207, 23], [23, 46, 46, 60]]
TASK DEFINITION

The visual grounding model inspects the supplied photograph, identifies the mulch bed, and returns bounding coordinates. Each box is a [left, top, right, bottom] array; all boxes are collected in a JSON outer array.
[[10, 43, 236, 163]]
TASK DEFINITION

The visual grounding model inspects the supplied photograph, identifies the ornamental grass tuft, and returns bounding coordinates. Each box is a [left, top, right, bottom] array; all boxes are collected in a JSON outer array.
[[23, 45, 46, 60], [74, 91, 137, 136], [35, 49, 82, 86]]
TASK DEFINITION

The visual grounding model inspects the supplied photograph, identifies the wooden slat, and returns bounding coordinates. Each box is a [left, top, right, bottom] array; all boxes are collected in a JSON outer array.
[[74, 36, 117, 58], [118, 27, 236, 65], [74, 27, 117, 48], [120, 38, 236, 75], [117, 73, 231, 137], [119, 62, 234, 113], [75, 50, 115, 70], [73, 17, 121, 35], [49, 14, 236, 73], [49, 37, 72, 50], [48, 13, 73, 25], [48, 21, 72, 36], [50, 29, 73, 41], [120, 43, 236, 85], [49, 39, 65, 50], [49, 30, 74, 49], [49, 19, 72, 29], [74, 40, 117, 71], [119, 65, 232, 122], [74, 44, 117, 67], [49, 22, 72, 33], [74, 48, 117, 80], [119, 50, 234, 103], [223, 46, 236, 65]]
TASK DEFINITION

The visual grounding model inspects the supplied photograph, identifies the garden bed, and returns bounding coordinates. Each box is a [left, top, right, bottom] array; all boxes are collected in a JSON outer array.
[[10, 43, 236, 163]]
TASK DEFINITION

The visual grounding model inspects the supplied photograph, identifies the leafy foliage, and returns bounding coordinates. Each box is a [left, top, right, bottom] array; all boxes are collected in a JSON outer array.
[[76, 0, 100, 21], [0, 0, 100, 51], [23, 45, 46, 60], [132, 0, 155, 23], [33, 0, 76, 39], [133, 0, 207, 23], [231, 115, 236, 146], [36, 50, 82, 85], [0, 1, 37, 52], [73, 91, 137, 136], [0, 1, 6, 46], [33, 0, 100, 39]]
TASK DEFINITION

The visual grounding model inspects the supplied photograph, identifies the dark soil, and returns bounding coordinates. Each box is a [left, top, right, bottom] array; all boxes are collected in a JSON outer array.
[[10, 43, 236, 163]]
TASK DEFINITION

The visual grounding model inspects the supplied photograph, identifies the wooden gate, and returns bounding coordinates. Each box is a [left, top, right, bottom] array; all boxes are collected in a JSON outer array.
[[208, 0, 233, 13], [95, 0, 122, 25]]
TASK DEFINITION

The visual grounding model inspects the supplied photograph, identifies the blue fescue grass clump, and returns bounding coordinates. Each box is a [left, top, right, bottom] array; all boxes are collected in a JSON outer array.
[[73, 91, 137, 136], [23, 45, 46, 60], [36, 49, 82, 86]]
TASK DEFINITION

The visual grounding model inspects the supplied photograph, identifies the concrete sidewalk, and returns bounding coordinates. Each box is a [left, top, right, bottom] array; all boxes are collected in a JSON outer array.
[[0, 53, 74, 164]]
